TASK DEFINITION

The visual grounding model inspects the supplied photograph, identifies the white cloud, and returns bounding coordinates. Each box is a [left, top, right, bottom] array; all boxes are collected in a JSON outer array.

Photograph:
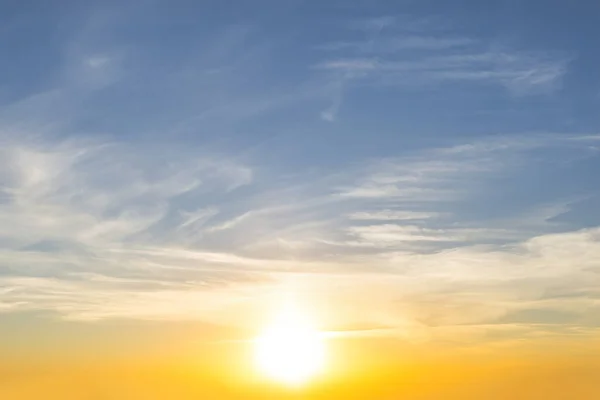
[[315, 16, 570, 115], [347, 224, 456, 244], [318, 51, 569, 93], [0, 133, 595, 295], [348, 210, 441, 221], [0, 131, 598, 346], [178, 207, 220, 230], [315, 15, 569, 121], [317, 36, 475, 53], [337, 133, 593, 204], [317, 58, 380, 71], [85, 55, 111, 69]]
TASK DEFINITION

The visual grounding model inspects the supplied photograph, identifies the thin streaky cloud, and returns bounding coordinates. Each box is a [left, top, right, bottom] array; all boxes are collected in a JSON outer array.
[[314, 16, 570, 114]]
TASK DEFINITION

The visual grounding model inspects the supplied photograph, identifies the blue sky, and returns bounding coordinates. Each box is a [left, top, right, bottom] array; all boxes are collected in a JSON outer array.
[[1, 0, 600, 347]]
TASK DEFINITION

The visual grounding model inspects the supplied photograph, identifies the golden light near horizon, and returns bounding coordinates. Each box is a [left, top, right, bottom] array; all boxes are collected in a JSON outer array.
[[253, 303, 326, 386]]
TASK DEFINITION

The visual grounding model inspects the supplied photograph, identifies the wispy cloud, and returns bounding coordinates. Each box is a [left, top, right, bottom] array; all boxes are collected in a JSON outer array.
[[315, 15, 570, 120], [1, 128, 597, 339], [348, 210, 441, 221], [317, 36, 475, 53], [317, 50, 569, 93]]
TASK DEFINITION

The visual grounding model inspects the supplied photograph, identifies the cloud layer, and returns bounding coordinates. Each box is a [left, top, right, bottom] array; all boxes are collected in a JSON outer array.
[[0, 5, 599, 351], [0, 127, 598, 349]]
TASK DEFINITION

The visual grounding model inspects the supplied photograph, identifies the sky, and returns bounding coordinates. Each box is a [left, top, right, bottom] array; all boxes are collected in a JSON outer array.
[[1, 0, 600, 398]]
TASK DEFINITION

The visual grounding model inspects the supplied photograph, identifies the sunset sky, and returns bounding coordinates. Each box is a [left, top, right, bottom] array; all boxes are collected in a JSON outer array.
[[1, 0, 600, 398]]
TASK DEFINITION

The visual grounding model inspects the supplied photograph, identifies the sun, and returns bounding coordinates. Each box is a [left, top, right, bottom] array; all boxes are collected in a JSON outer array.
[[254, 305, 325, 386]]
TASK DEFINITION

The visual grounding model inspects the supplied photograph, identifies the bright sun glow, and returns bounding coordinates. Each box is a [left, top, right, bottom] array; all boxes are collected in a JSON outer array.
[[254, 305, 325, 385]]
